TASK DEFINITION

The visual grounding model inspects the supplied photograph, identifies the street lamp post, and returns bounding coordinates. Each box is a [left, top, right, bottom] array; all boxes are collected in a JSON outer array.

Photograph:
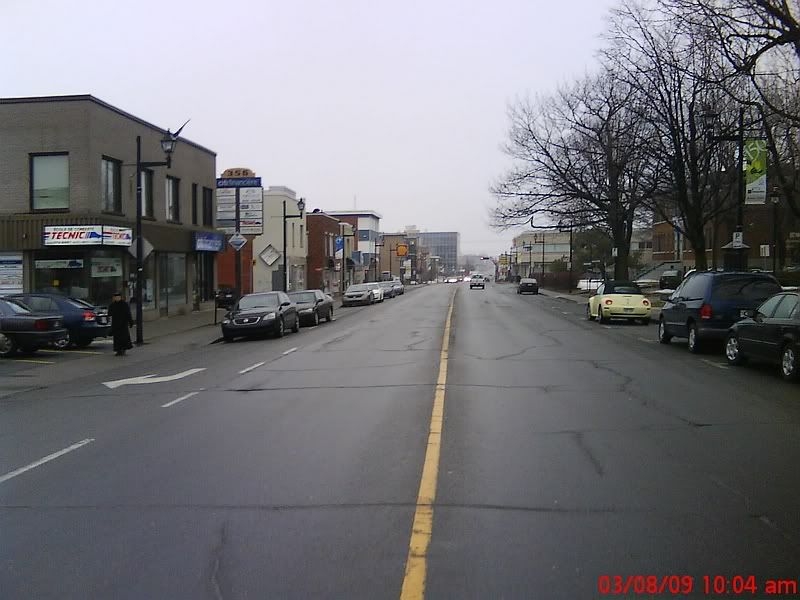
[[771, 185, 780, 273], [558, 221, 574, 292], [339, 223, 356, 293], [702, 106, 747, 270], [134, 129, 180, 346], [282, 197, 306, 292], [374, 238, 385, 282]]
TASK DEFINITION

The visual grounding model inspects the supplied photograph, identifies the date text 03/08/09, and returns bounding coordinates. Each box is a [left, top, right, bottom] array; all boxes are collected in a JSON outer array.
[[598, 575, 799, 596]]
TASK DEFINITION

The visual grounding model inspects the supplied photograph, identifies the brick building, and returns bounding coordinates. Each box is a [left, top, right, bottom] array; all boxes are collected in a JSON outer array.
[[306, 211, 341, 293]]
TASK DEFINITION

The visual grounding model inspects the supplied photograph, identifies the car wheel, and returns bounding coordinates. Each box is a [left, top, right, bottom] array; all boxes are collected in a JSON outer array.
[[326, 308, 333, 322], [780, 343, 798, 381], [0, 332, 17, 358], [275, 318, 285, 338], [53, 337, 70, 350], [725, 333, 746, 366], [585, 304, 594, 321], [687, 322, 703, 354], [598, 309, 608, 324], [291, 315, 300, 333], [658, 318, 672, 344], [312, 311, 319, 326]]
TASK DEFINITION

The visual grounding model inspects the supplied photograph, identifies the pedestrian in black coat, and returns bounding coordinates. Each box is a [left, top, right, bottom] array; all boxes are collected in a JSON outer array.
[[108, 292, 134, 356]]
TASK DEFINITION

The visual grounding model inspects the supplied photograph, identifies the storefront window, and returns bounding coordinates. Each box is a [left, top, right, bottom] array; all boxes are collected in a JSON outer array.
[[158, 253, 187, 313], [197, 253, 215, 301], [33, 248, 124, 306], [126, 254, 155, 310]]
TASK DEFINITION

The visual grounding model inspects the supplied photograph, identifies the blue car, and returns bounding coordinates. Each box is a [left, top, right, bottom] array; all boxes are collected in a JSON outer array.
[[7, 293, 111, 348], [658, 272, 782, 353]]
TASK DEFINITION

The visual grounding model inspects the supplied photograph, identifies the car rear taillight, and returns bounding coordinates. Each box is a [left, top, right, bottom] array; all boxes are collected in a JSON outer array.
[[34, 320, 49, 331], [700, 303, 713, 320], [604, 299, 613, 305], [642, 299, 650, 306], [83, 311, 96, 321]]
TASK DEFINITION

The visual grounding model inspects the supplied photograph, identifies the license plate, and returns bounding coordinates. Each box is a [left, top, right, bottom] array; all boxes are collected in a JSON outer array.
[[98, 317, 108, 324], [623, 307, 634, 312]]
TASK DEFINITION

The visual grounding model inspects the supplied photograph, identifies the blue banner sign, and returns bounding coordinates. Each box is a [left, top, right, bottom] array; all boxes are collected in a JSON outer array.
[[216, 177, 262, 188], [193, 231, 225, 252]]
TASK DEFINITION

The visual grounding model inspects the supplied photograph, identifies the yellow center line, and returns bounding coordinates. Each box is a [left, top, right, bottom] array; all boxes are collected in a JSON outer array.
[[9, 358, 54, 364], [399, 290, 455, 600]]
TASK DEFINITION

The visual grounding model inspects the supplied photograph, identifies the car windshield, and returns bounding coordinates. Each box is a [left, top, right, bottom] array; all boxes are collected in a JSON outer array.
[[1, 299, 31, 314], [714, 277, 782, 302], [606, 283, 642, 294], [379, 282, 394, 288], [237, 294, 280, 310], [289, 292, 317, 303], [347, 285, 370, 292]]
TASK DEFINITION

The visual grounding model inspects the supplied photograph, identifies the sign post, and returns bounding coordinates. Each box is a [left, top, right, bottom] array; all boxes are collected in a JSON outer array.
[[217, 169, 262, 299]]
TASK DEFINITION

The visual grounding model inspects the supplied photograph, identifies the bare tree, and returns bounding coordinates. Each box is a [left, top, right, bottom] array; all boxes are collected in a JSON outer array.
[[603, 0, 743, 270], [492, 71, 654, 279]]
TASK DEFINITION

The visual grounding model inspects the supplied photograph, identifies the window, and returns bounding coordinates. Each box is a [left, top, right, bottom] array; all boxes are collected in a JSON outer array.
[[101, 157, 122, 213], [140, 170, 154, 217], [758, 294, 785, 319], [714, 277, 782, 303], [166, 176, 180, 222], [191, 183, 198, 225], [300, 225, 304, 247], [202, 187, 213, 226], [292, 223, 296, 247], [773, 295, 798, 319], [31, 153, 69, 210], [680, 275, 708, 300]]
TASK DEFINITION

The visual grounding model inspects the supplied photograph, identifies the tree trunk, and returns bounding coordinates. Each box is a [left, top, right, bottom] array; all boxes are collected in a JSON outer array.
[[686, 226, 708, 270]]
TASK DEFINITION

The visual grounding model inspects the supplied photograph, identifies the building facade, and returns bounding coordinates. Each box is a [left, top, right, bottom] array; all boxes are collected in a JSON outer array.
[[326, 211, 381, 282], [306, 211, 341, 293], [251, 187, 307, 292], [417, 231, 460, 275], [512, 230, 572, 278], [0, 95, 219, 316]]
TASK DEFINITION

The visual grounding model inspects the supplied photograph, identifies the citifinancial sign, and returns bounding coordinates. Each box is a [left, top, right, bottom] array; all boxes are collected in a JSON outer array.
[[44, 225, 133, 247]]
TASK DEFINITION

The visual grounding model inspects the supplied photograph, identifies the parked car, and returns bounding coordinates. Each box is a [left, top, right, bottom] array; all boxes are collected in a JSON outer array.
[[342, 283, 382, 306], [288, 289, 334, 326], [470, 274, 486, 289], [7, 293, 110, 348], [724, 292, 799, 380], [392, 280, 405, 295], [587, 281, 651, 324], [0, 297, 68, 357], [221, 291, 299, 341], [658, 272, 783, 353], [215, 287, 238, 310], [446, 278, 458, 283], [517, 278, 539, 295], [378, 281, 397, 298]]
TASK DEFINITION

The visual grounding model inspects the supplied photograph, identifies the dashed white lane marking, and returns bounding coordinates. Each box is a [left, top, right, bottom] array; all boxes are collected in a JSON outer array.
[[0, 439, 94, 484], [700, 359, 729, 370], [637, 337, 656, 343], [562, 311, 570, 315], [603, 325, 612, 329], [239, 361, 265, 374], [161, 390, 202, 408], [282, 347, 298, 355]]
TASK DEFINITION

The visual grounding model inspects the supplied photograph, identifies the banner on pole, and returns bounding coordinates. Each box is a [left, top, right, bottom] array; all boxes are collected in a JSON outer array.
[[744, 139, 767, 204]]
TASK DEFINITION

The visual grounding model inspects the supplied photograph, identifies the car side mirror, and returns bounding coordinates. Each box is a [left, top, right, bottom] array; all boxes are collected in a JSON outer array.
[[316, 298, 323, 304], [281, 301, 291, 307], [754, 311, 764, 323]]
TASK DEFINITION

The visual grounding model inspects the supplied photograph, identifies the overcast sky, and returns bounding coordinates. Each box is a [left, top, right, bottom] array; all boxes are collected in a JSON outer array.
[[3, 0, 614, 256]]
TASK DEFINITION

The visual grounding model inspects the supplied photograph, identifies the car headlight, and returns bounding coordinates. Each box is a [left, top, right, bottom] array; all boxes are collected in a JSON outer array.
[[222, 319, 230, 325], [300, 308, 314, 314], [263, 312, 276, 320]]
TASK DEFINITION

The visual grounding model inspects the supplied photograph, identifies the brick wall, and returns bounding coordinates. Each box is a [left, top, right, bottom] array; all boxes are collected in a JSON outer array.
[[307, 213, 340, 291]]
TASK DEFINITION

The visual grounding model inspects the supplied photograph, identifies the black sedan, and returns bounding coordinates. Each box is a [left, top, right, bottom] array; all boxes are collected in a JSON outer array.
[[725, 292, 799, 381], [221, 291, 300, 342], [0, 298, 68, 357], [288, 290, 334, 326], [517, 278, 539, 294], [7, 293, 110, 348]]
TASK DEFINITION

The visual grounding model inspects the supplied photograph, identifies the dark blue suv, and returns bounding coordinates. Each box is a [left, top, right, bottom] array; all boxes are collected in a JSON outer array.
[[658, 272, 782, 353]]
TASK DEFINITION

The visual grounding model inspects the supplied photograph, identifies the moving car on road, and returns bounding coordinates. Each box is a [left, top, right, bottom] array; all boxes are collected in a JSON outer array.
[[7, 293, 110, 348], [587, 281, 651, 324], [0, 297, 67, 357], [517, 278, 539, 295], [288, 289, 334, 326], [725, 292, 799, 381], [470, 274, 486, 289], [342, 283, 383, 306], [658, 272, 783, 353], [221, 291, 299, 341]]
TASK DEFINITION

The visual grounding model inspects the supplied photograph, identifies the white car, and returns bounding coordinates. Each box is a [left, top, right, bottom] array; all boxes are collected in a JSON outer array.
[[342, 283, 383, 306]]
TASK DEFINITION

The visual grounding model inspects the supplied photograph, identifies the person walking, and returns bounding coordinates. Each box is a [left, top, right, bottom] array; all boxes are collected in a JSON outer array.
[[108, 291, 134, 356]]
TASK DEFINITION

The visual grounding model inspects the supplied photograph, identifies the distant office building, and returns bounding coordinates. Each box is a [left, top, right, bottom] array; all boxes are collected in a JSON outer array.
[[417, 231, 460, 275]]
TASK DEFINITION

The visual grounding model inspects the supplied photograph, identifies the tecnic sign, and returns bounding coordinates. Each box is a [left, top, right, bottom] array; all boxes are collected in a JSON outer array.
[[44, 225, 133, 246]]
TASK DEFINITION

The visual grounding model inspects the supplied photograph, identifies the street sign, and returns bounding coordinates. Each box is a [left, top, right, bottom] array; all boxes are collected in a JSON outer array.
[[127, 237, 154, 260], [733, 231, 743, 245], [228, 233, 247, 251], [612, 247, 618, 257]]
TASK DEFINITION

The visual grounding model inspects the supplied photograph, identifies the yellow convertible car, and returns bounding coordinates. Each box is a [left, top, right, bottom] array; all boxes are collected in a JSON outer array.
[[586, 280, 651, 324]]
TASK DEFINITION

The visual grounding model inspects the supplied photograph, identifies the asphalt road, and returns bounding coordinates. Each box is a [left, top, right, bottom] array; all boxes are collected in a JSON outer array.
[[1, 282, 799, 599]]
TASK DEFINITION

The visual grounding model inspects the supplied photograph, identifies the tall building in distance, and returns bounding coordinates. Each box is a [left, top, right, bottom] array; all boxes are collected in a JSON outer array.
[[417, 231, 460, 275]]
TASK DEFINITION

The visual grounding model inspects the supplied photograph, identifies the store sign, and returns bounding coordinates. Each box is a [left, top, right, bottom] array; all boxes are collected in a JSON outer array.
[[216, 176, 262, 188], [0, 253, 23, 294], [91, 257, 123, 278], [396, 244, 409, 257], [35, 259, 84, 269], [102, 226, 133, 246], [43, 225, 133, 246], [744, 139, 768, 204], [215, 185, 263, 235], [193, 231, 225, 252]]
